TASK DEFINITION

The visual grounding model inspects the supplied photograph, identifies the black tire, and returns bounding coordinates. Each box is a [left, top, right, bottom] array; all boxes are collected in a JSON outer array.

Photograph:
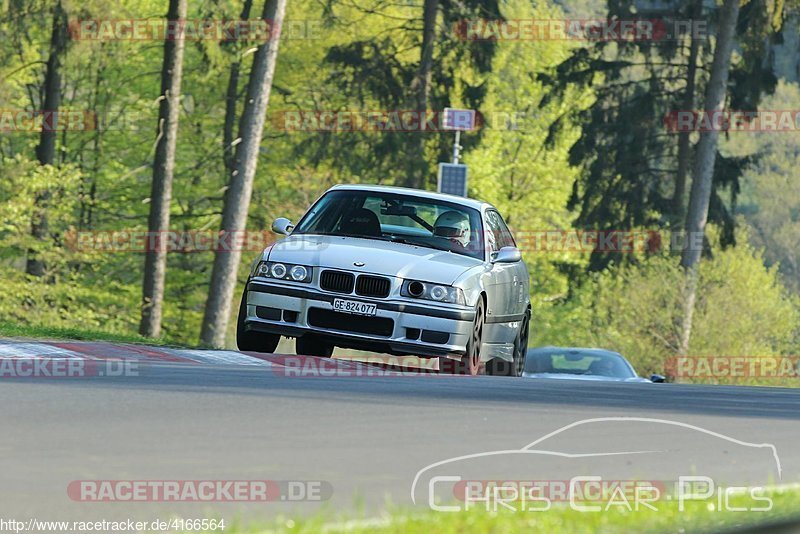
[[236, 285, 280, 353], [295, 335, 334, 358], [486, 311, 529, 377], [441, 297, 484, 376]]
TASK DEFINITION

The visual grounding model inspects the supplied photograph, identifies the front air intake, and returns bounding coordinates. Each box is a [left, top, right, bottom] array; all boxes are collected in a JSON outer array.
[[320, 270, 355, 293], [355, 275, 391, 298]]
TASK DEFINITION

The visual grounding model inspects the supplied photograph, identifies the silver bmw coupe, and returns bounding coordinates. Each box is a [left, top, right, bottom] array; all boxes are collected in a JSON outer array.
[[237, 184, 530, 376]]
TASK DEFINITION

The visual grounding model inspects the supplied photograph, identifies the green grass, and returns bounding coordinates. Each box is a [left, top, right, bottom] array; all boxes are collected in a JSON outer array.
[[0, 320, 190, 347], [193, 486, 800, 534]]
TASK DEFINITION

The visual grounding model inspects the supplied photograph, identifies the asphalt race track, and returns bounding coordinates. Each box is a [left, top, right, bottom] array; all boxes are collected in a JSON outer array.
[[2, 339, 800, 525]]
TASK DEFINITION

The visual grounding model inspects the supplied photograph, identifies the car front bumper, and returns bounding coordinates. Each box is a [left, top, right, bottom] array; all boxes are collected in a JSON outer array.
[[243, 280, 475, 358]]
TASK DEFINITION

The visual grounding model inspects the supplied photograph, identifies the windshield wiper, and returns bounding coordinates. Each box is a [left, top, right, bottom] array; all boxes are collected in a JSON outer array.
[[307, 232, 454, 253], [384, 234, 452, 252]]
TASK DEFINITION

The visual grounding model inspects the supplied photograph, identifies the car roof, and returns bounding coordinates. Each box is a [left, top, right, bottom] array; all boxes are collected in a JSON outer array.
[[328, 184, 493, 212], [527, 346, 625, 358]]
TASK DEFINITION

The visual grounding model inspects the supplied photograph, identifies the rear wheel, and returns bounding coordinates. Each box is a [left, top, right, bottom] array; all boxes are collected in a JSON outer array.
[[236, 286, 280, 353], [295, 335, 334, 357], [486, 311, 529, 377], [440, 298, 484, 376]]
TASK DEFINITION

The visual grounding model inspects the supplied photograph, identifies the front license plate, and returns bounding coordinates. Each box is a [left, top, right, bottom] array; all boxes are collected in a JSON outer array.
[[332, 299, 377, 316]]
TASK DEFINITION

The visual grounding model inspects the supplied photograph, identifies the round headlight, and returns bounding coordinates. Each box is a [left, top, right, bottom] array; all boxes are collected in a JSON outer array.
[[257, 262, 270, 276], [290, 265, 308, 281], [270, 263, 287, 278], [430, 285, 447, 301], [408, 281, 425, 297]]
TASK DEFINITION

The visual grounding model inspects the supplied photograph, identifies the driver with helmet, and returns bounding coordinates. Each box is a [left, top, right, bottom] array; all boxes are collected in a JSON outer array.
[[433, 210, 472, 249]]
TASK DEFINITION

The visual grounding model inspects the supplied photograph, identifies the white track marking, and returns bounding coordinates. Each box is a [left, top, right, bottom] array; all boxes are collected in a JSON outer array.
[[0, 341, 93, 359], [168, 349, 274, 366]]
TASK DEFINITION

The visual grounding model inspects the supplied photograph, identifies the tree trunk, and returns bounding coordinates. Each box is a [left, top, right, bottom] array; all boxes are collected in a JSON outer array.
[[80, 61, 104, 231], [26, 0, 68, 277], [671, 0, 702, 237], [139, 0, 188, 338], [678, 0, 740, 354], [403, 0, 438, 189], [223, 0, 254, 174], [200, 0, 287, 348]]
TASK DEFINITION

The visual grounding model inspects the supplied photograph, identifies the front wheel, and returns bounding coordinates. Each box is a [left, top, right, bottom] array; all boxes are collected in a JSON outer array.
[[486, 311, 529, 377], [236, 286, 280, 353], [441, 298, 484, 376]]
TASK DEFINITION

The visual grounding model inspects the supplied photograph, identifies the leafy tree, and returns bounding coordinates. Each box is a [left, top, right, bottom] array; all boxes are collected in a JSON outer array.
[[540, 0, 785, 271], [298, 0, 501, 188], [732, 81, 800, 291], [541, 228, 797, 380], [466, 0, 593, 304]]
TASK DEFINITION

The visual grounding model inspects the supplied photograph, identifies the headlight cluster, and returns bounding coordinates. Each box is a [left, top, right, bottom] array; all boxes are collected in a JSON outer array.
[[401, 280, 465, 305], [254, 261, 312, 283]]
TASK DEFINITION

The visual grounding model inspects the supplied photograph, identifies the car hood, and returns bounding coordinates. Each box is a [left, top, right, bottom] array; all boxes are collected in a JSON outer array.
[[522, 372, 650, 383], [265, 234, 483, 285]]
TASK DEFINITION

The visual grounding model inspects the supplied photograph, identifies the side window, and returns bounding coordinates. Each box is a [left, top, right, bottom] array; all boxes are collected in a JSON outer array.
[[486, 210, 515, 251], [497, 213, 516, 248], [485, 213, 499, 253]]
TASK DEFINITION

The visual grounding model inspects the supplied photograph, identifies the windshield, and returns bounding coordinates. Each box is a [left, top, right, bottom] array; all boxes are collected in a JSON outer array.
[[527, 349, 636, 379], [293, 189, 485, 259]]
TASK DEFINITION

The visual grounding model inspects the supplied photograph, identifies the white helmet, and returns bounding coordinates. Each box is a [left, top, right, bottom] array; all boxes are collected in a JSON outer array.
[[433, 210, 471, 248]]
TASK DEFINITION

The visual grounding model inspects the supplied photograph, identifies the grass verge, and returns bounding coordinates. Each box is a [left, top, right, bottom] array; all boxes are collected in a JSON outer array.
[[208, 486, 800, 534], [0, 320, 188, 347]]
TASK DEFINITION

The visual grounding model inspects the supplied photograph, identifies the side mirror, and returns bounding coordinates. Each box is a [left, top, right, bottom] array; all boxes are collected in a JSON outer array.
[[492, 246, 521, 263], [271, 217, 294, 236], [650, 374, 666, 383]]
